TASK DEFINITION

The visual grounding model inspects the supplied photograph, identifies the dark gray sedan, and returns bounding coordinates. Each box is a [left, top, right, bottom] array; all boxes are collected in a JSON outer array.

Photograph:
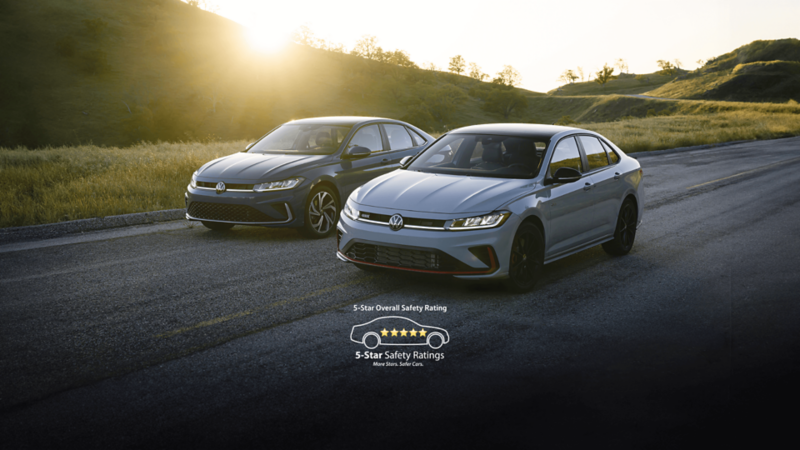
[[185, 117, 431, 238]]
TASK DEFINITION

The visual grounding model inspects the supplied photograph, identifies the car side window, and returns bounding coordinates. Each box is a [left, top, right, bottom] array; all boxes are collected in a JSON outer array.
[[407, 128, 428, 147], [600, 140, 620, 164], [579, 136, 610, 171], [347, 125, 384, 152], [549, 137, 583, 175], [384, 124, 414, 150]]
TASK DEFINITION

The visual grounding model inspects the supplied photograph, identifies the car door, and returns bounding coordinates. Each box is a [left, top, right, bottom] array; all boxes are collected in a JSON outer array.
[[337, 124, 394, 198], [578, 135, 619, 240], [542, 136, 597, 258]]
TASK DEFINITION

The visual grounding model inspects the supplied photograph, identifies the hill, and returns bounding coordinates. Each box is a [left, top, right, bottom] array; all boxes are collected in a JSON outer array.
[[546, 71, 678, 97], [0, 0, 550, 148], [646, 39, 800, 102]]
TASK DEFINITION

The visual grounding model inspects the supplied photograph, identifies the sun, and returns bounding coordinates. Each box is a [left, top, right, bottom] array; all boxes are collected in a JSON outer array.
[[245, 26, 290, 53]]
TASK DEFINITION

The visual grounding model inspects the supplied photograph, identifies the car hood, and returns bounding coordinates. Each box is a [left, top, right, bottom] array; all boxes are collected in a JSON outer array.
[[353, 170, 534, 214], [196, 152, 329, 182]]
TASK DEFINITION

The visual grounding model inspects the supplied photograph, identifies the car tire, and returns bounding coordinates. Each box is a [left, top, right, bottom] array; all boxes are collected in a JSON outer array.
[[201, 221, 235, 231], [363, 332, 380, 349], [300, 186, 339, 239], [427, 332, 445, 349], [602, 199, 637, 256], [503, 222, 544, 293]]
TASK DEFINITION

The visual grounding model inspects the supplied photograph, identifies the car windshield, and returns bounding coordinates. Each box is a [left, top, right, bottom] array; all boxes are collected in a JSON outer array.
[[406, 134, 547, 178], [248, 124, 352, 155]]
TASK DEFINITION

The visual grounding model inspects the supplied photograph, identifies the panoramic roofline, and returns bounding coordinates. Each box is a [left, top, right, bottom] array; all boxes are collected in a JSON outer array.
[[287, 116, 402, 126], [448, 123, 580, 138]]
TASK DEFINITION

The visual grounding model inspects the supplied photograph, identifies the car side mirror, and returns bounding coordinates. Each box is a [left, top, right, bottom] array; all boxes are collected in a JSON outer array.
[[545, 167, 582, 185], [399, 155, 413, 167], [344, 146, 371, 159]]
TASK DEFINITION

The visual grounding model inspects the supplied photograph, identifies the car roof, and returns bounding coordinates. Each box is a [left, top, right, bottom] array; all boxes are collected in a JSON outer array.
[[448, 123, 581, 139], [286, 116, 404, 126]]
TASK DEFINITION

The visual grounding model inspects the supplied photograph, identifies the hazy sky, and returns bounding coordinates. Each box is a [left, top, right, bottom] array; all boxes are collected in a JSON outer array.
[[213, 0, 800, 92]]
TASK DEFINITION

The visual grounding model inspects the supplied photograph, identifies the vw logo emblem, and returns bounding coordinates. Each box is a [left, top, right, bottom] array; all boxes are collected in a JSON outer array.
[[389, 214, 404, 231], [216, 181, 226, 194]]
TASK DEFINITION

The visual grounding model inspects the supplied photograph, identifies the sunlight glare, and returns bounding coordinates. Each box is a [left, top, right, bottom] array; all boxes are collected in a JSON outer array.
[[246, 26, 290, 53]]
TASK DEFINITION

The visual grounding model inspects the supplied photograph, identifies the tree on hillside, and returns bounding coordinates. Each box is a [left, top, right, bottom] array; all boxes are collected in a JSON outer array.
[[386, 49, 417, 68], [423, 62, 439, 71], [657, 60, 677, 75], [493, 65, 521, 87], [448, 55, 466, 75], [696, 58, 705, 67], [292, 25, 317, 46], [351, 35, 381, 60], [615, 58, 629, 74], [577, 66, 585, 82], [183, 0, 220, 13], [558, 69, 578, 84], [594, 64, 615, 88], [468, 63, 488, 81], [673, 59, 683, 69], [482, 88, 528, 119]]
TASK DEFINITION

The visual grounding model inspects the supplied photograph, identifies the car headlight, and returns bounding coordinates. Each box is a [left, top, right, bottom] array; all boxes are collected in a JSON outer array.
[[190, 171, 198, 189], [253, 177, 304, 192], [343, 202, 359, 221], [448, 212, 511, 231]]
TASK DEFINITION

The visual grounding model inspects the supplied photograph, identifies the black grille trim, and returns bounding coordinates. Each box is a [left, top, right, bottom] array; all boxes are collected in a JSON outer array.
[[342, 241, 495, 274], [188, 202, 283, 223]]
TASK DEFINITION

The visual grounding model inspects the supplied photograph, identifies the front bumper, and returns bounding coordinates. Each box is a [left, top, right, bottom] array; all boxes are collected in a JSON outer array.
[[336, 211, 519, 280], [185, 184, 308, 227]]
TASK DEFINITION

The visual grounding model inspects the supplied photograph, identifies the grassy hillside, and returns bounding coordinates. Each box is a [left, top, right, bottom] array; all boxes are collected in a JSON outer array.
[[0, 0, 551, 148], [647, 39, 800, 102], [547, 71, 678, 96]]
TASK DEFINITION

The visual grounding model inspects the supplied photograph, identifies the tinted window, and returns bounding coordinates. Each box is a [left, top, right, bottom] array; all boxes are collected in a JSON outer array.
[[407, 134, 545, 179], [549, 137, 583, 174], [407, 128, 427, 146], [384, 124, 414, 150], [347, 125, 384, 152], [579, 136, 609, 171], [249, 124, 352, 155], [600, 140, 620, 163]]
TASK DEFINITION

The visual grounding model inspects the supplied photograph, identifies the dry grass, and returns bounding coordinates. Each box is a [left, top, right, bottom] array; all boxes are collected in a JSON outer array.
[[585, 110, 800, 152], [0, 141, 245, 228], [3, 109, 800, 228]]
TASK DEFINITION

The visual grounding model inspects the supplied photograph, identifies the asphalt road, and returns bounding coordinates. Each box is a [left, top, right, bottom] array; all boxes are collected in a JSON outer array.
[[2, 137, 800, 448]]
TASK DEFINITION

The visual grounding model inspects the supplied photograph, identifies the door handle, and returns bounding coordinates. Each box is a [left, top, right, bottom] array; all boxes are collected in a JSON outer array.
[[381, 158, 391, 165], [583, 182, 593, 191], [614, 172, 621, 180]]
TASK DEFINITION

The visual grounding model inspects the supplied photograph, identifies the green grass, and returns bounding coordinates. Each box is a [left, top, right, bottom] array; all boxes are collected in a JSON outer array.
[[0, 141, 244, 228], [547, 72, 677, 96]]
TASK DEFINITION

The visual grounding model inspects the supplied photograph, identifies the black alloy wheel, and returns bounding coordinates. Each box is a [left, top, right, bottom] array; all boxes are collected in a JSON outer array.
[[503, 223, 544, 293], [602, 199, 637, 256], [201, 221, 235, 231], [301, 186, 339, 239]]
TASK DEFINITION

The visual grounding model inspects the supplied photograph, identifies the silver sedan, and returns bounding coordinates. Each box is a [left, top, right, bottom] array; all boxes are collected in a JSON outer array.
[[336, 124, 644, 292]]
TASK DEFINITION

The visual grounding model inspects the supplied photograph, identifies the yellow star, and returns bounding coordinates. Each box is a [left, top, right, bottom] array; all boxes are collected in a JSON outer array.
[[410, 328, 417, 337], [400, 328, 408, 337], [419, 328, 427, 337], [381, 328, 388, 337], [391, 328, 398, 336]]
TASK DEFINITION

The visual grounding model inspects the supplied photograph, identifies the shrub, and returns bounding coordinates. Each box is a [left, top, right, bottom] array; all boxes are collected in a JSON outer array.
[[646, 108, 657, 117], [555, 115, 577, 126]]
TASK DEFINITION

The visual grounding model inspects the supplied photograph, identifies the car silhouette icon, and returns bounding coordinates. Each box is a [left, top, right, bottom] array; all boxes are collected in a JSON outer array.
[[350, 316, 450, 350]]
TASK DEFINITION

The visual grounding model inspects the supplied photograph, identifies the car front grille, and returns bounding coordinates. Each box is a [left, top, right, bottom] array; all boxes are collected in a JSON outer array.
[[196, 181, 254, 190], [358, 211, 446, 229], [188, 202, 278, 223], [343, 242, 493, 274]]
